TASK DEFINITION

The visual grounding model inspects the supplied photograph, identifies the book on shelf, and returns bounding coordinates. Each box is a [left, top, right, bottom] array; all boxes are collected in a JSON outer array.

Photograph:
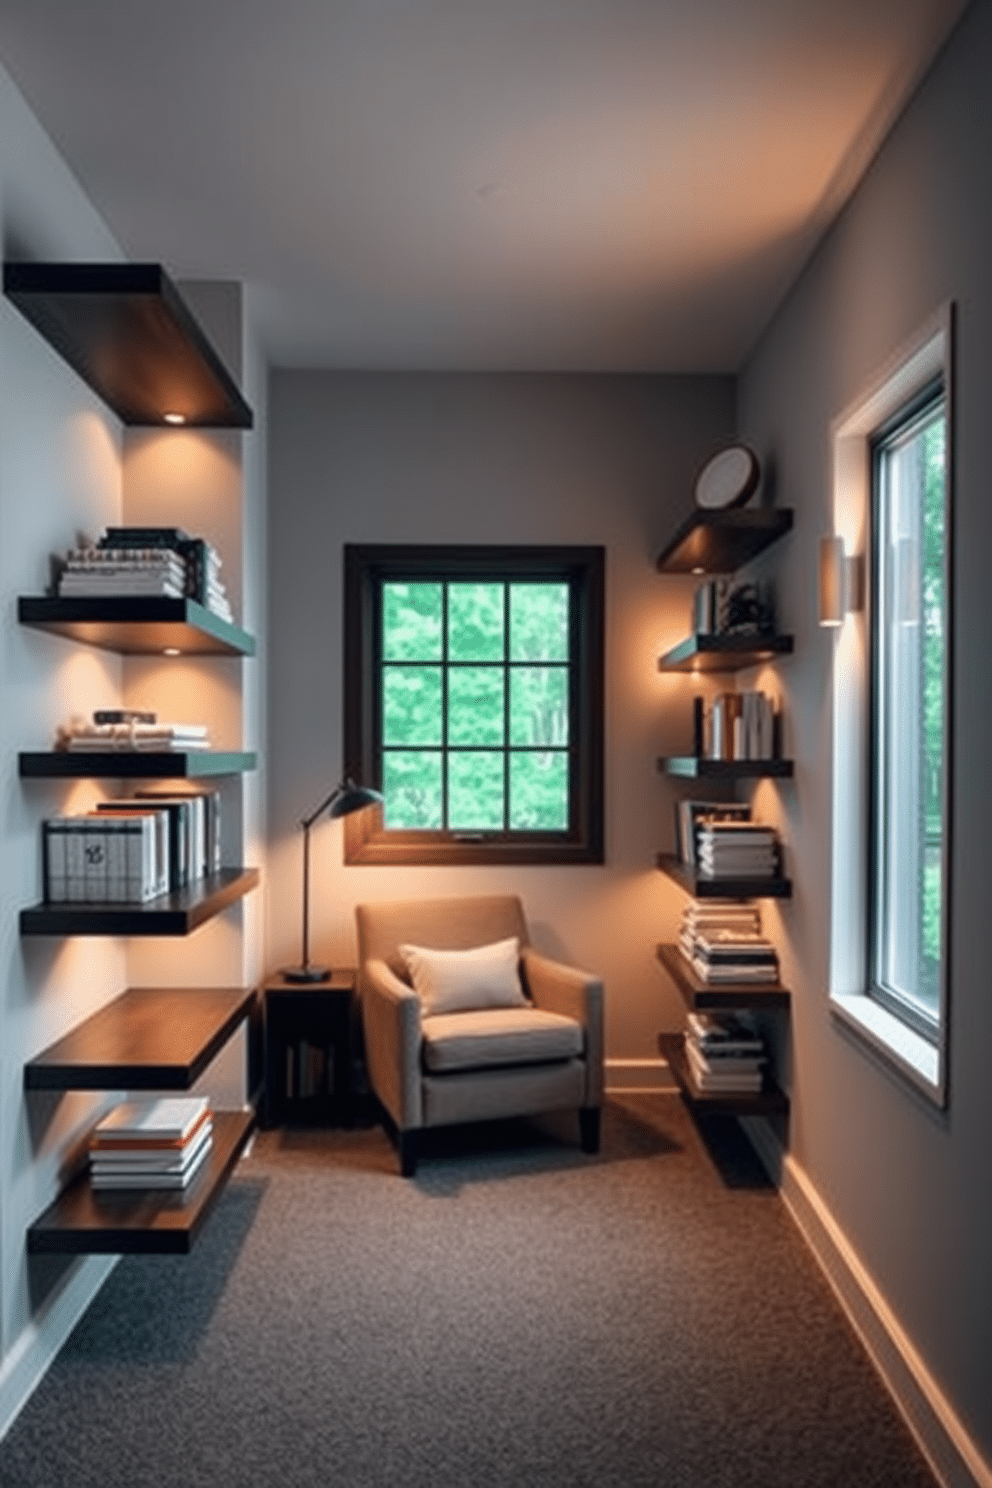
[[89, 1096, 213, 1190], [134, 785, 222, 877], [96, 527, 233, 621], [696, 821, 780, 879], [704, 689, 777, 762], [56, 719, 211, 753], [676, 801, 751, 865], [92, 709, 157, 725], [43, 811, 167, 904], [683, 1037, 764, 1094], [686, 1010, 765, 1054]]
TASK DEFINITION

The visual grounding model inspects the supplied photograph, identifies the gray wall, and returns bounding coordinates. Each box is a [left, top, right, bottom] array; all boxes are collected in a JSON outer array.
[[737, 0, 992, 1464], [267, 371, 734, 1070]]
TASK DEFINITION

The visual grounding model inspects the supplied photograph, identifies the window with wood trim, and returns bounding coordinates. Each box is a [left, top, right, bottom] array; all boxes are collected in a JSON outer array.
[[343, 545, 604, 865]]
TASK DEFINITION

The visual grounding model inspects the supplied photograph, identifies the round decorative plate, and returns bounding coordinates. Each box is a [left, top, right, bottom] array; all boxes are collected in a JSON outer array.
[[693, 444, 761, 509]]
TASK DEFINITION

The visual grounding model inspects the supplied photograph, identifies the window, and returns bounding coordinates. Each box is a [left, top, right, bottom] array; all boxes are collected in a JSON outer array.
[[870, 390, 948, 1041], [343, 545, 604, 865], [827, 306, 953, 1105]]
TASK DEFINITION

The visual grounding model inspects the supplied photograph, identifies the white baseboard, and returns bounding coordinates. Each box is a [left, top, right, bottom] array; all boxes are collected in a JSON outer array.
[[605, 1057, 676, 1094], [741, 1116, 991, 1488], [0, 1255, 117, 1443]]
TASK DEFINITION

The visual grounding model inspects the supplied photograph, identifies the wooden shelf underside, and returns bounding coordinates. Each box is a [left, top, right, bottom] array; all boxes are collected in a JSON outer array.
[[18, 596, 255, 657], [659, 756, 794, 780], [655, 943, 790, 1010], [658, 633, 794, 674], [19, 750, 257, 779], [26, 1108, 255, 1255], [20, 867, 259, 937], [4, 261, 252, 429], [657, 855, 792, 900], [25, 986, 257, 1090], [658, 1033, 789, 1116], [655, 508, 794, 575]]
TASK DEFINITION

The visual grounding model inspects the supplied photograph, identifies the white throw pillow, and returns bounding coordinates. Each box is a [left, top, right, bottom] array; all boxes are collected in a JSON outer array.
[[399, 937, 527, 1017]]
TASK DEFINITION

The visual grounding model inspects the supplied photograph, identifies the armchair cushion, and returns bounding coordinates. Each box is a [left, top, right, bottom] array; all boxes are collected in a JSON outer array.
[[400, 936, 528, 1017], [421, 1007, 584, 1074]]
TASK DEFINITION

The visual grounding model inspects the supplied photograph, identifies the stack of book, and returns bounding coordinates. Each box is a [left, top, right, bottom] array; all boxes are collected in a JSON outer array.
[[96, 526, 233, 622], [59, 546, 186, 598], [696, 820, 779, 880], [679, 902, 778, 983], [56, 710, 211, 753], [88, 1096, 213, 1191], [683, 1010, 766, 1096], [676, 800, 751, 865]]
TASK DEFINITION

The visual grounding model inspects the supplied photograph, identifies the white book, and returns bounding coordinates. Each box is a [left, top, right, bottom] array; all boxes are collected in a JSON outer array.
[[91, 1096, 210, 1144], [90, 1139, 212, 1191]]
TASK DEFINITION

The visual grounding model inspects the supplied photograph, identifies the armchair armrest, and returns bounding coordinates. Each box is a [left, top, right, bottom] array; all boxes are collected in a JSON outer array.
[[361, 958, 423, 1130], [521, 949, 604, 1105]]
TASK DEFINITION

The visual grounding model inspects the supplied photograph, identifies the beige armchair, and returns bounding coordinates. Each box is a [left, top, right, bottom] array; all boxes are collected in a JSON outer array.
[[357, 895, 604, 1176]]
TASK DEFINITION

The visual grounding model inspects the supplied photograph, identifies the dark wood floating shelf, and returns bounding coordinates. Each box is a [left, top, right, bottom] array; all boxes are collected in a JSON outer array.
[[26, 1107, 255, 1255], [658, 1032, 789, 1116], [19, 750, 257, 779], [658, 633, 794, 673], [20, 867, 260, 937], [25, 986, 257, 1091], [656, 508, 793, 574], [659, 756, 794, 780], [18, 596, 255, 657], [4, 261, 253, 428], [655, 943, 790, 1010], [656, 854, 792, 900]]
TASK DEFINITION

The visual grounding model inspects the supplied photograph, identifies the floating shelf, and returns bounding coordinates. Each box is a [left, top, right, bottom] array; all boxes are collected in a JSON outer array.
[[26, 1107, 255, 1255], [18, 596, 255, 657], [655, 943, 790, 1010], [658, 633, 794, 673], [4, 261, 252, 429], [656, 508, 793, 574], [20, 867, 260, 937], [659, 756, 794, 780], [656, 854, 792, 900], [25, 986, 257, 1091], [19, 750, 257, 780], [658, 1032, 789, 1116]]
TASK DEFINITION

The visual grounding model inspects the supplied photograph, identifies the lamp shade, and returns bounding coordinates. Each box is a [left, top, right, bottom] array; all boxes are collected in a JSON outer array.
[[328, 780, 383, 818]]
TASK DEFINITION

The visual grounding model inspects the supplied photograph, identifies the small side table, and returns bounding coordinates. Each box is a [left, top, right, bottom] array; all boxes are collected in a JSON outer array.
[[262, 970, 356, 1127]]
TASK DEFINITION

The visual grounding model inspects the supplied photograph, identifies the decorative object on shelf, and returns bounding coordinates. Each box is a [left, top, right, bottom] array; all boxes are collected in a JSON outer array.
[[283, 778, 383, 984], [818, 535, 864, 626], [693, 443, 761, 510]]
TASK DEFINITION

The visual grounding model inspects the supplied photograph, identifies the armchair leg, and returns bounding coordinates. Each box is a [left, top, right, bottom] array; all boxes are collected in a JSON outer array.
[[398, 1129, 419, 1178], [579, 1106, 601, 1155]]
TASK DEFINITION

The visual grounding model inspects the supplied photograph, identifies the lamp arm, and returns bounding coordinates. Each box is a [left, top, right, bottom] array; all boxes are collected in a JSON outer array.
[[299, 780, 348, 831]]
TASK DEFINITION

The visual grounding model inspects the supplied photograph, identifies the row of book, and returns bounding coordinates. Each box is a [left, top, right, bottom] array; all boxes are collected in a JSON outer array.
[[57, 526, 233, 622], [56, 709, 211, 754], [678, 901, 779, 984], [286, 1039, 336, 1100], [43, 787, 221, 903], [683, 1010, 766, 1096], [704, 689, 778, 762], [89, 1097, 213, 1191]]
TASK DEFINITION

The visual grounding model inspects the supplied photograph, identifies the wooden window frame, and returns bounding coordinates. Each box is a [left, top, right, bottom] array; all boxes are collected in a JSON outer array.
[[343, 544, 605, 866]]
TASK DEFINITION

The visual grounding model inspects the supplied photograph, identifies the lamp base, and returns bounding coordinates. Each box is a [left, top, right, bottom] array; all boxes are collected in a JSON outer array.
[[281, 965, 332, 984]]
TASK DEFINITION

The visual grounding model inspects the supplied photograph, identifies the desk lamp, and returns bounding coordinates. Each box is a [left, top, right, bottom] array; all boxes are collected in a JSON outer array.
[[282, 777, 382, 983]]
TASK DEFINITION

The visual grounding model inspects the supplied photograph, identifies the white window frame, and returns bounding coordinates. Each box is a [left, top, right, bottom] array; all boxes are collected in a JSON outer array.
[[827, 305, 953, 1106]]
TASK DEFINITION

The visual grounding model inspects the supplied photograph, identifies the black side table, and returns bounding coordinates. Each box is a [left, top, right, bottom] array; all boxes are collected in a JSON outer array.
[[262, 970, 356, 1127]]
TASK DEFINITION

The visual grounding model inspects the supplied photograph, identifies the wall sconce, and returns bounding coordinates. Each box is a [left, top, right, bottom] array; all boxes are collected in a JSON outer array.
[[819, 536, 863, 626]]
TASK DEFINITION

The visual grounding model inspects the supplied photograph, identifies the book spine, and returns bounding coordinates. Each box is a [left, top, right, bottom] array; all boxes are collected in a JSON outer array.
[[43, 821, 68, 903]]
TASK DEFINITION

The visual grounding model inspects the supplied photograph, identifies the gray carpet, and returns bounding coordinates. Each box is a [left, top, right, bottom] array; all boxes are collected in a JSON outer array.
[[0, 1096, 936, 1487]]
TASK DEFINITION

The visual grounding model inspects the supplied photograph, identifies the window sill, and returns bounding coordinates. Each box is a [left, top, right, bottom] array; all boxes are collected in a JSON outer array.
[[830, 992, 944, 1107]]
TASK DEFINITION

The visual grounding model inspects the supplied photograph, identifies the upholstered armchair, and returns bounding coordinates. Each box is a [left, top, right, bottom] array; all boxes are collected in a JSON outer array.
[[357, 895, 604, 1176]]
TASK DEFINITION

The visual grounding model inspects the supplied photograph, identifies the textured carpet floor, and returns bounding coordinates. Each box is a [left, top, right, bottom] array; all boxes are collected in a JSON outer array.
[[0, 1096, 936, 1488]]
